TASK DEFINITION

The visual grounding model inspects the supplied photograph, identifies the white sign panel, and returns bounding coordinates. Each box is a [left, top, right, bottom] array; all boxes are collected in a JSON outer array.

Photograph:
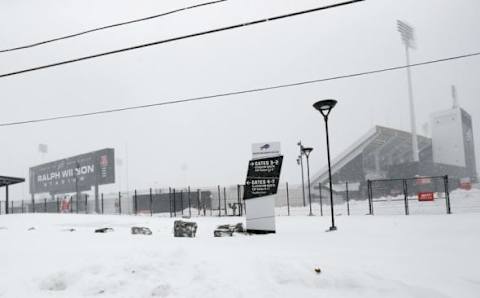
[[245, 196, 276, 233], [251, 142, 281, 160]]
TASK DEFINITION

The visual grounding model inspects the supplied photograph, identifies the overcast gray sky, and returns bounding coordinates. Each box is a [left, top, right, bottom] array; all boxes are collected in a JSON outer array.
[[1, 0, 479, 200]]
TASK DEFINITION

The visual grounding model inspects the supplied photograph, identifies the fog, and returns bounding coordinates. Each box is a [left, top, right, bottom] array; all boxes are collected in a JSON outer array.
[[1, 0, 479, 200]]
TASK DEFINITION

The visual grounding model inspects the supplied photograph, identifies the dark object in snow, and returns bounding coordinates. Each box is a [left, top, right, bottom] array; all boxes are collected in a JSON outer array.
[[62, 228, 76, 232], [173, 220, 197, 237], [0, 227, 7, 230], [314, 267, 322, 274], [131, 226, 152, 235], [95, 227, 114, 233], [27, 227, 36, 231], [214, 223, 244, 237]]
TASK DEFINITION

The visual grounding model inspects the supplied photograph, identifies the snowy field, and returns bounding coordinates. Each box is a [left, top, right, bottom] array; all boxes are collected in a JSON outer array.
[[1, 213, 480, 298]]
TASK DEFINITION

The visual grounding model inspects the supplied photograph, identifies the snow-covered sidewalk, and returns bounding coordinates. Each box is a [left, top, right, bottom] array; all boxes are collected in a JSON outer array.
[[0, 213, 479, 298]]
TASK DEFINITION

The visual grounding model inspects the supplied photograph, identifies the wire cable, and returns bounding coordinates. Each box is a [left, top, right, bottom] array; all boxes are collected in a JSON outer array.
[[0, 0, 228, 53], [0, 50, 478, 127], [0, 0, 365, 79]]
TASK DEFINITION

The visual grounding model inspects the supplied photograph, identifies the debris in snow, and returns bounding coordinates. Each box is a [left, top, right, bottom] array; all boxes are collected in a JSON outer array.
[[214, 223, 244, 237], [62, 228, 76, 232], [173, 220, 197, 237], [95, 228, 114, 233], [0, 227, 7, 230], [314, 267, 322, 274], [131, 226, 152, 235], [27, 227, 36, 231]]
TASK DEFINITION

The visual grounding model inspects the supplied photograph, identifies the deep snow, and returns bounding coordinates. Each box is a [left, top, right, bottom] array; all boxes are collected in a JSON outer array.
[[0, 213, 479, 298]]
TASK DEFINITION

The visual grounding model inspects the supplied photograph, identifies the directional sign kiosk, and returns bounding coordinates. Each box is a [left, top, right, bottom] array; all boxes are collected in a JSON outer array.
[[244, 143, 283, 234]]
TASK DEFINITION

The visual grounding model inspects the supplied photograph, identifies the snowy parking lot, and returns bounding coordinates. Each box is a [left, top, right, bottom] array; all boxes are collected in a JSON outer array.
[[1, 213, 479, 298]]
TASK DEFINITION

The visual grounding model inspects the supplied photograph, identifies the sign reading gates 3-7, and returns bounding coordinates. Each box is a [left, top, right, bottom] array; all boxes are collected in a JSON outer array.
[[244, 156, 283, 200], [29, 148, 115, 195]]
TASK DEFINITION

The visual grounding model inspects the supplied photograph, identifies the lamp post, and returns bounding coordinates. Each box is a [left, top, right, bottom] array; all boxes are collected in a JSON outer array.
[[302, 147, 314, 216], [313, 99, 338, 231], [397, 20, 419, 162], [296, 142, 307, 207]]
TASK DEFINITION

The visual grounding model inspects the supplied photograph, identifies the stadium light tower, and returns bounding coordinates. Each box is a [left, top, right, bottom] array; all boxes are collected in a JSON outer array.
[[301, 147, 314, 216], [313, 99, 337, 231], [398, 20, 419, 162]]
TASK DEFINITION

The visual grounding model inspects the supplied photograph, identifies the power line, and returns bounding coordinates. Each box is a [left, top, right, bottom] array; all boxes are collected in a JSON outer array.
[[0, 0, 365, 79], [0, 50, 478, 128], [0, 0, 228, 53]]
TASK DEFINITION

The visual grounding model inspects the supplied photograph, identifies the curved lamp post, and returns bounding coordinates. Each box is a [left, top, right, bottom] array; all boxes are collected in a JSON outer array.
[[301, 147, 314, 216], [313, 99, 337, 231]]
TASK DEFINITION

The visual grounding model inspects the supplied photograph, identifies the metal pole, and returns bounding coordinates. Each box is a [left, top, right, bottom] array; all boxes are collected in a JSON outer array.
[[173, 188, 177, 217], [346, 181, 350, 216], [223, 187, 227, 216], [319, 183, 323, 216], [84, 194, 88, 214], [403, 179, 409, 215], [217, 185, 221, 217], [306, 154, 313, 216], [134, 189, 138, 215], [180, 190, 184, 216], [118, 192, 122, 215], [31, 193, 35, 213], [197, 188, 201, 216], [299, 156, 306, 207], [5, 185, 9, 214], [325, 117, 336, 231], [444, 175, 451, 214], [188, 186, 191, 217], [44, 198, 47, 213], [101, 193, 104, 214], [286, 182, 290, 216], [150, 188, 153, 216], [169, 187, 172, 217]]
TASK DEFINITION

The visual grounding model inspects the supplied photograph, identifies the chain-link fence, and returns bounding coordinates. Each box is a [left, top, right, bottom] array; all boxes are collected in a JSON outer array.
[[1, 176, 479, 217]]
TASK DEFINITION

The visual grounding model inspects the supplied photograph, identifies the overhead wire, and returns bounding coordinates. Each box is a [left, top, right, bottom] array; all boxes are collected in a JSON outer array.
[[0, 0, 228, 53], [0, 0, 366, 79], [0, 50, 478, 127]]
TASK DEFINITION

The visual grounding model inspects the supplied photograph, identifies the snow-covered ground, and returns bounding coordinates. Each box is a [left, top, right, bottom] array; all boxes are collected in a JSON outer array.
[[1, 213, 479, 298]]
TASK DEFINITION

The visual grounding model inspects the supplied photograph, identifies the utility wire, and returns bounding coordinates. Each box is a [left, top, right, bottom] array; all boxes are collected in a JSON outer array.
[[0, 0, 365, 79], [0, 0, 228, 53], [0, 50, 478, 128]]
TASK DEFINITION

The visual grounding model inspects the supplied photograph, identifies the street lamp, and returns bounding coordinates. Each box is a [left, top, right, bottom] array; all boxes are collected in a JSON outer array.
[[397, 20, 419, 162], [301, 147, 314, 216], [296, 142, 307, 207], [313, 99, 337, 231]]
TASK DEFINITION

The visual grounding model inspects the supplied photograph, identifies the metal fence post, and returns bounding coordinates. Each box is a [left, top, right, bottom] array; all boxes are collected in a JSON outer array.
[[346, 181, 350, 216], [44, 198, 47, 213], [197, 189, 201, 216], [187, 186, 191, 217], [101, 193, 104, 214], [403, 179, 409, 215], [169, 187, 172, 217], [134, 190, 138, 215], [56, 197, 60, 213], [173, 188, 177, 217], [150, 188, 153, 216], [367, 180, 374, 215], [180, 190, 184, 216], [444, 175, 451, 214], [319, 183, 323, 216], [70, 196, 73, 213], [223, 187, 227, 216], [118, 192, 122, 215], [217, 185, 221, 217], [84, 194, 88, 214], [286, 182, 290, 216]]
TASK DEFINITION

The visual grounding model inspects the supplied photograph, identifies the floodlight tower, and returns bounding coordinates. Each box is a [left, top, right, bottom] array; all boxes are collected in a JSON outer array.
[[398, 20, 419, 162]]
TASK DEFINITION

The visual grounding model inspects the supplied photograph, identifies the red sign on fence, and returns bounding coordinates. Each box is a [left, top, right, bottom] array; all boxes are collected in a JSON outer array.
[[418, 192, 435, 201]]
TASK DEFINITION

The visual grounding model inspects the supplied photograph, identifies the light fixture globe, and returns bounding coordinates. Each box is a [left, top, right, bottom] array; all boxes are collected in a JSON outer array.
[[313, 99, 337, 117]]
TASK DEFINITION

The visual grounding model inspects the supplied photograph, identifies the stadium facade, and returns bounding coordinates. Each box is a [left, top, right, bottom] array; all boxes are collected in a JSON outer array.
[[312, 105, 477, 194]]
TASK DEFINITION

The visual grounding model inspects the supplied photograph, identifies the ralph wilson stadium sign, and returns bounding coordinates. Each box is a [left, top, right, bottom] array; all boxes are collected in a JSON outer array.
[[29, 148, 115, 195]]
